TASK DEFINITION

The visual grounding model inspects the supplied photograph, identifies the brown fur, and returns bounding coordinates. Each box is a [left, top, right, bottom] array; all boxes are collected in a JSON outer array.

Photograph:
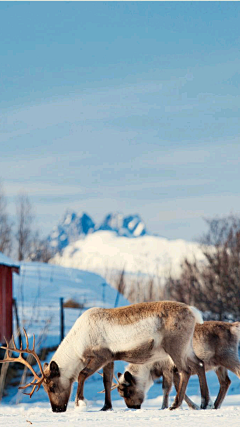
[[119, 321, 240, 410], [42, 362, 73, 413], [74, 301, 209, 412], [115, 339, 155, 363], [80, 339, 155, 366], [90, 301, 193, 326], [10, 301, 208, 412]]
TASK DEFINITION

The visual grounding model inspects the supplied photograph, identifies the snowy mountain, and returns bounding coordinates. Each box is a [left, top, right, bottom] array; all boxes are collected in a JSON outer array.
[[48, 211, 147, 252], [48, 211, 95, 252], [48, 211, 206, 301], [96, 213, 147, 237], [52, 230, 205, 297]]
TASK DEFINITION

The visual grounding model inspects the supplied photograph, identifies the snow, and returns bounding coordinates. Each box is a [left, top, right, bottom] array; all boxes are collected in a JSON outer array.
[[133, 221, 145, 237], [52, 230, 205, 284], [1, 371, 240, 426], [48, 211, 147, 253], [48, 211, 95, 252], [95, 213, 147, 238], [128, 217, 138, 230], [64, 213, 73, 225], [0, 252, 19, 269]]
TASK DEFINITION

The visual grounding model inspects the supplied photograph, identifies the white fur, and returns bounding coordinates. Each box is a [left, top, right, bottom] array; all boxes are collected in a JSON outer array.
[[119, 363, 154, 397], [120, 358, 174, 400], [75, 399, 88, 412], [49, 303, 198, 408], [189, 306, 203, 324], [231, 322, 240, 340], [52, 307, 173, 383]]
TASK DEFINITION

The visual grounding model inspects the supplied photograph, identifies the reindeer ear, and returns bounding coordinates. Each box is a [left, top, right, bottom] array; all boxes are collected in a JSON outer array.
[[117, 372, 122, 379], [43, 362, 49, 370], [50, 361, 60, 377], [124, 371, 135, 385]]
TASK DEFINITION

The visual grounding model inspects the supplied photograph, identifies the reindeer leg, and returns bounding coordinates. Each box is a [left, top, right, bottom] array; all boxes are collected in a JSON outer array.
[[166, 338, 197, 410], [75, 358, 107, 409], [214, 367, 231, 409], [218, 356, 240, 380], [161, 368, 173, 409], [170, 369, 190, 410], [101, 362, 114, 411], [173, 369, 200, 410], [209, 356, 240, 409], [187, 355, 210, 409]]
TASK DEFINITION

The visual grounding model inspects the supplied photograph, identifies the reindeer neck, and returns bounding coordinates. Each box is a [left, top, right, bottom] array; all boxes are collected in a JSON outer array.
[[51, 332, 82, 381], [128, 363, 154, 391]]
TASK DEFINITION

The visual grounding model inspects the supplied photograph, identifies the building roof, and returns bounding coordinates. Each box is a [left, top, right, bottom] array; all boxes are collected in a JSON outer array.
[[0, 252, 20, 272]]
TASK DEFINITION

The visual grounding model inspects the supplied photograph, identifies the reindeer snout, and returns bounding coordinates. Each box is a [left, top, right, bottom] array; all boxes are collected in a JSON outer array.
[[51, 404, 67, 413], [128, 404, 141, 410]]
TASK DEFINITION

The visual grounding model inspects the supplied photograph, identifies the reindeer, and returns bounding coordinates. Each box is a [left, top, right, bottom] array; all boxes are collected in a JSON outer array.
[[0, 301, 210, 412], [117, 321, 240, 410]]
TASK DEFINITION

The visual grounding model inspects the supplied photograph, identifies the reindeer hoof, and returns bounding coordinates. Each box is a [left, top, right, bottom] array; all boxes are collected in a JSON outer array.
[[101, 404, 113, 411], [75, 399, 88, 412], [203, 399, 214, 410], [169, 405, 177, 411], [190, 403, 200, 410]]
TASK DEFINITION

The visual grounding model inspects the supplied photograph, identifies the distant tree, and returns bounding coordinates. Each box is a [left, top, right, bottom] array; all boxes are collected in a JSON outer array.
[[165, 215, 240, 320], [0, 183, 12, 255], [29, 233, 53, 263], [114, 268, 126, 307], [127, 271, 165, 304], [15, 193, 34, 261]]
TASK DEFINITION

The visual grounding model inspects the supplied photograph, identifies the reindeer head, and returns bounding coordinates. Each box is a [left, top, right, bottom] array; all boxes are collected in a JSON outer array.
[[0, 330, 72, 413], [42, 361, 73, 412], [117, 371, 144, 409]]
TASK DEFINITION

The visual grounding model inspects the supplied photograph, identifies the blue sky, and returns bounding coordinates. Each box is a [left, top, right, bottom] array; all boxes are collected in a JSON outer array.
[[1, 1, 240, 241]]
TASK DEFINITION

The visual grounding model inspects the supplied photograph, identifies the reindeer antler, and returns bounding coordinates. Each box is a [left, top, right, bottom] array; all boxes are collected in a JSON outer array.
[[110, 373, 119, 391], [97, 372, 119, 393], [0, 328, 45, 398]]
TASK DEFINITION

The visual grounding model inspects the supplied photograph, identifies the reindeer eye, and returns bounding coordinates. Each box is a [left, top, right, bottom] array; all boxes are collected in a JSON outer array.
[[49, 385, 55, 393]]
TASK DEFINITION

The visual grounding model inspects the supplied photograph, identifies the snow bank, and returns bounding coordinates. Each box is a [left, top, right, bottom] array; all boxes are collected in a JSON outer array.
[[0, 252, 19, 268], [52, 230, 205, 283]]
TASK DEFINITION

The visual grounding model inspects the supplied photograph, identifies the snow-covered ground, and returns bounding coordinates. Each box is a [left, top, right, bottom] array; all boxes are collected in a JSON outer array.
[[1, 369, 240, 426], [52, 230, 205, 286]]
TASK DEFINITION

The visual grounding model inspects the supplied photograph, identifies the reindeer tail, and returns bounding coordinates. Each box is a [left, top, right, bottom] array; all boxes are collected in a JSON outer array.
[[230, 322, 240, 341], [189, 306, 203, 324]]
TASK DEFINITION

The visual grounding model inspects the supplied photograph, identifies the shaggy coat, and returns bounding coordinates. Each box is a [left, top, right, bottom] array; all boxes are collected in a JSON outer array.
[[118, 321, 240, 410], [42, 301, 209, 412]]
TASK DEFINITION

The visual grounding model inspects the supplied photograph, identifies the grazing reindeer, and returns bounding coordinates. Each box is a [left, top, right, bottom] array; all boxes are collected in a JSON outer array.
[[117, 321, 240, 410], [117, 358, 175, 409], [0, 301, 210, 412]]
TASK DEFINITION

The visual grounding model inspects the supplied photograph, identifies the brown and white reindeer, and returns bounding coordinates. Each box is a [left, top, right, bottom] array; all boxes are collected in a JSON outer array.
[[117, 321, 240, 410], [0, 301, 210, 413]]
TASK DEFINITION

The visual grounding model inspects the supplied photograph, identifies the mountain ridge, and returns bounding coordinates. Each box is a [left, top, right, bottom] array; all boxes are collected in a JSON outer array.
[[48, 211, 147, 253]]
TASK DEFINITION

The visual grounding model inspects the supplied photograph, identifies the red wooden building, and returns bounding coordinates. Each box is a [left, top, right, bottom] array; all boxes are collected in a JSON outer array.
[[0, 253, 20, 343]]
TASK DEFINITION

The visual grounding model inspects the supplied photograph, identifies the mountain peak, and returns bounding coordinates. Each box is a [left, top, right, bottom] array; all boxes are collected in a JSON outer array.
[[97, 212, 147, 237], [48, 211, 95, 251], [48, 211, 147, 253]]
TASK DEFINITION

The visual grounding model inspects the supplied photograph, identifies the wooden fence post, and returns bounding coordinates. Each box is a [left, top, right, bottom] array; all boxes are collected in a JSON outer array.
[[60, 297, 64, 343]]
